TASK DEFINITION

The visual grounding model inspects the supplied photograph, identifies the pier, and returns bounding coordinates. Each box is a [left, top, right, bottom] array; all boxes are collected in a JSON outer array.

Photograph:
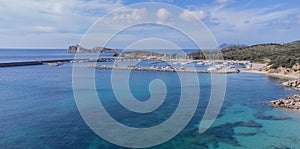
[[88, 64, 240, 74], [0, 58, 117, 67], [0, 59, 72, 67], [0, 57, 241, 74]]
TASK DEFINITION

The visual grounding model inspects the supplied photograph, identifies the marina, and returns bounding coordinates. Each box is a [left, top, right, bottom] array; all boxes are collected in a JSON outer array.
[[88, 64, 240, 73], [0, 56, 249, 74], [0, 58, 116, 67]]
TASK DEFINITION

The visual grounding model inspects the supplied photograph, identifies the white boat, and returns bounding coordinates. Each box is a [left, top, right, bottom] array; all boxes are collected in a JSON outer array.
[[245, 63, 252, 69], [207, 66, 218, 71], [215, 64, 223, 69], [197, 62, 204, 65]]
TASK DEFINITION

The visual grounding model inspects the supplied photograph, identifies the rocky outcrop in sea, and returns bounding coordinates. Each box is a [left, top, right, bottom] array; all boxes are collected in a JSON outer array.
[[280, 79, 300, 91], [68, 45, 119, 56], [269, 94, 300, 110]]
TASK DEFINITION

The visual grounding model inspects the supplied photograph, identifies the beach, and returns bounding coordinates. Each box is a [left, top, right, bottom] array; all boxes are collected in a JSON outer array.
[[241, 69, 300, 80], [240, 62, 300, 80]]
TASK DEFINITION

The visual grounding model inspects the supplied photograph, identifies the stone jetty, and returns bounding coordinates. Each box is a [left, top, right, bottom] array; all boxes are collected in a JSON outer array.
[[0, 58, 121, 67], [0, 59, 73, 67], [88, 64, 240, 74], [269, 94, 300, 110]]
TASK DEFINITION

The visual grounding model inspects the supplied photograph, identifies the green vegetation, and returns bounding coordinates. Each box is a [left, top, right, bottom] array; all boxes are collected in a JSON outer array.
[[121, 51, 164, 58], [121, 51, 188, 59], [188, 41, 300, 68]]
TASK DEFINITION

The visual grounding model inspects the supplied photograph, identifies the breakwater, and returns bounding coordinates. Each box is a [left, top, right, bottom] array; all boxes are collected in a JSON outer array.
[[0, 58, 117, 67], [88, 64, 240, 74], [0, 59, 73, 67]]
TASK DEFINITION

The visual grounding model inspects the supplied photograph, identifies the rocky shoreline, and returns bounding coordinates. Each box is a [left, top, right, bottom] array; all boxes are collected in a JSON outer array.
[[280, 79, 300, 91], [263, 69, 300, 110], [269, 94, 300, 110], [241, 63, 300, 80], [268, 79, 300, 110]]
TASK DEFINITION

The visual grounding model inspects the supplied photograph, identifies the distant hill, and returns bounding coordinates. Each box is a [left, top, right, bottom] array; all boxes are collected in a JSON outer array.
[[188, 40, 300, 68], [219, 43, 247, 49]]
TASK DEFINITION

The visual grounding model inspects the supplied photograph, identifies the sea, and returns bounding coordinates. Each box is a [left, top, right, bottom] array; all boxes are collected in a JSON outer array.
[[0, 49, 300, 149]]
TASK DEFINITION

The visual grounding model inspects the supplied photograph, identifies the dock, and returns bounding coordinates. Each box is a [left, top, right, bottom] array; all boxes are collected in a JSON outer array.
[[0, 58, 117, 67], [88, 65, 240, 74], [0, 58, 240, 74]]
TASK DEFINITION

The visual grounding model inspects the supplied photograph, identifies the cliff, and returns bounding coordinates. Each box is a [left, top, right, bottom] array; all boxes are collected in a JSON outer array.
[[68, 45, 119, 56]]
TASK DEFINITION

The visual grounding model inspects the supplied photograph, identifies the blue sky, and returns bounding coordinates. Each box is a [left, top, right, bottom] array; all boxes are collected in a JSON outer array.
[[0, 0, 300, 49]]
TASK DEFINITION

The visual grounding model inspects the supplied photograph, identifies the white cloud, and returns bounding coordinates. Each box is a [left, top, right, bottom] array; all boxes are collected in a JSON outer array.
[[150, 0, 174, 3], [215, 0, 234, 5], [0, 0, 299, 48], [182, 5, 298, 31], [180, 9, 221, 25], [0, 0, 123, 34], [0, 0, 124, 48], [112, 8, 148, 24], [179, 3, 300, 45], [180, 9, 209, 21], [0, 33, 82, 49], [156, 8, 173, 25], [297, 14, 300, 25], [33, 26, 56, 32]]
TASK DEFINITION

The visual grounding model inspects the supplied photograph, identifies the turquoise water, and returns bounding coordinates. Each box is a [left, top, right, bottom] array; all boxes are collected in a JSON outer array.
[[1, 50, 300, 148]]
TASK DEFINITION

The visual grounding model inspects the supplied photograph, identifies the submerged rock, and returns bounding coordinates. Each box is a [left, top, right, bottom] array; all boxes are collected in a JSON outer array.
[[202, 121, 262, 147], [272, 146, 291, 149], [254, 112, 291, 120], [269, 94, 300, 110]]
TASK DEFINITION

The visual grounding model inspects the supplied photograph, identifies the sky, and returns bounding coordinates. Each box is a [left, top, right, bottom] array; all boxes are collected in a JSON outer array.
[[0, 0, 300, 49]]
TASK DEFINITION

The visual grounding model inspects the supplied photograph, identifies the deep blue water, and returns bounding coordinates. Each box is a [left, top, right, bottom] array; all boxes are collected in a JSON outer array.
[[0, 49, 117, 62], [1, 49, 300, 148], [0, 49, 72, 62]]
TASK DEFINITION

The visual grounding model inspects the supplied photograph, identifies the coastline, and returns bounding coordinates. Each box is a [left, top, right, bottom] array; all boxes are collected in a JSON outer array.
[[240, 69, 300, 80], [265, 73, 300, 80], [240, 62, 300, 80], [239, 69, 266, 74], [241, 63, 300, 111]]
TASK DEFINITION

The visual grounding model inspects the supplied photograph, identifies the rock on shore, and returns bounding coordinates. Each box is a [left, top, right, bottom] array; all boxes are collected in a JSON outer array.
[[280, 79, 300, 90], [269, 94, 300, 110]]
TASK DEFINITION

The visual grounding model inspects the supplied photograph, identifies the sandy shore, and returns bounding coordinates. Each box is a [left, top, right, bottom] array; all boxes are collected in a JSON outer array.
[[265, 73, 300, 80], [240, 69, 300, 80], [239, 69, 267, 74]]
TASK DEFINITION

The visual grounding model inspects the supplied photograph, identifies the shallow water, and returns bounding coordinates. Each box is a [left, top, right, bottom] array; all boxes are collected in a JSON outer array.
[[0, 50, 300, 148]]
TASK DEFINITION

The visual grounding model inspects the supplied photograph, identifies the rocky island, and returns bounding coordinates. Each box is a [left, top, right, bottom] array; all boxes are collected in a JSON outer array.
[[269, 94, 300, 110], [68, 45, 119, 56], [268, 79, 300, 110], [280, 79, 300, 90]]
